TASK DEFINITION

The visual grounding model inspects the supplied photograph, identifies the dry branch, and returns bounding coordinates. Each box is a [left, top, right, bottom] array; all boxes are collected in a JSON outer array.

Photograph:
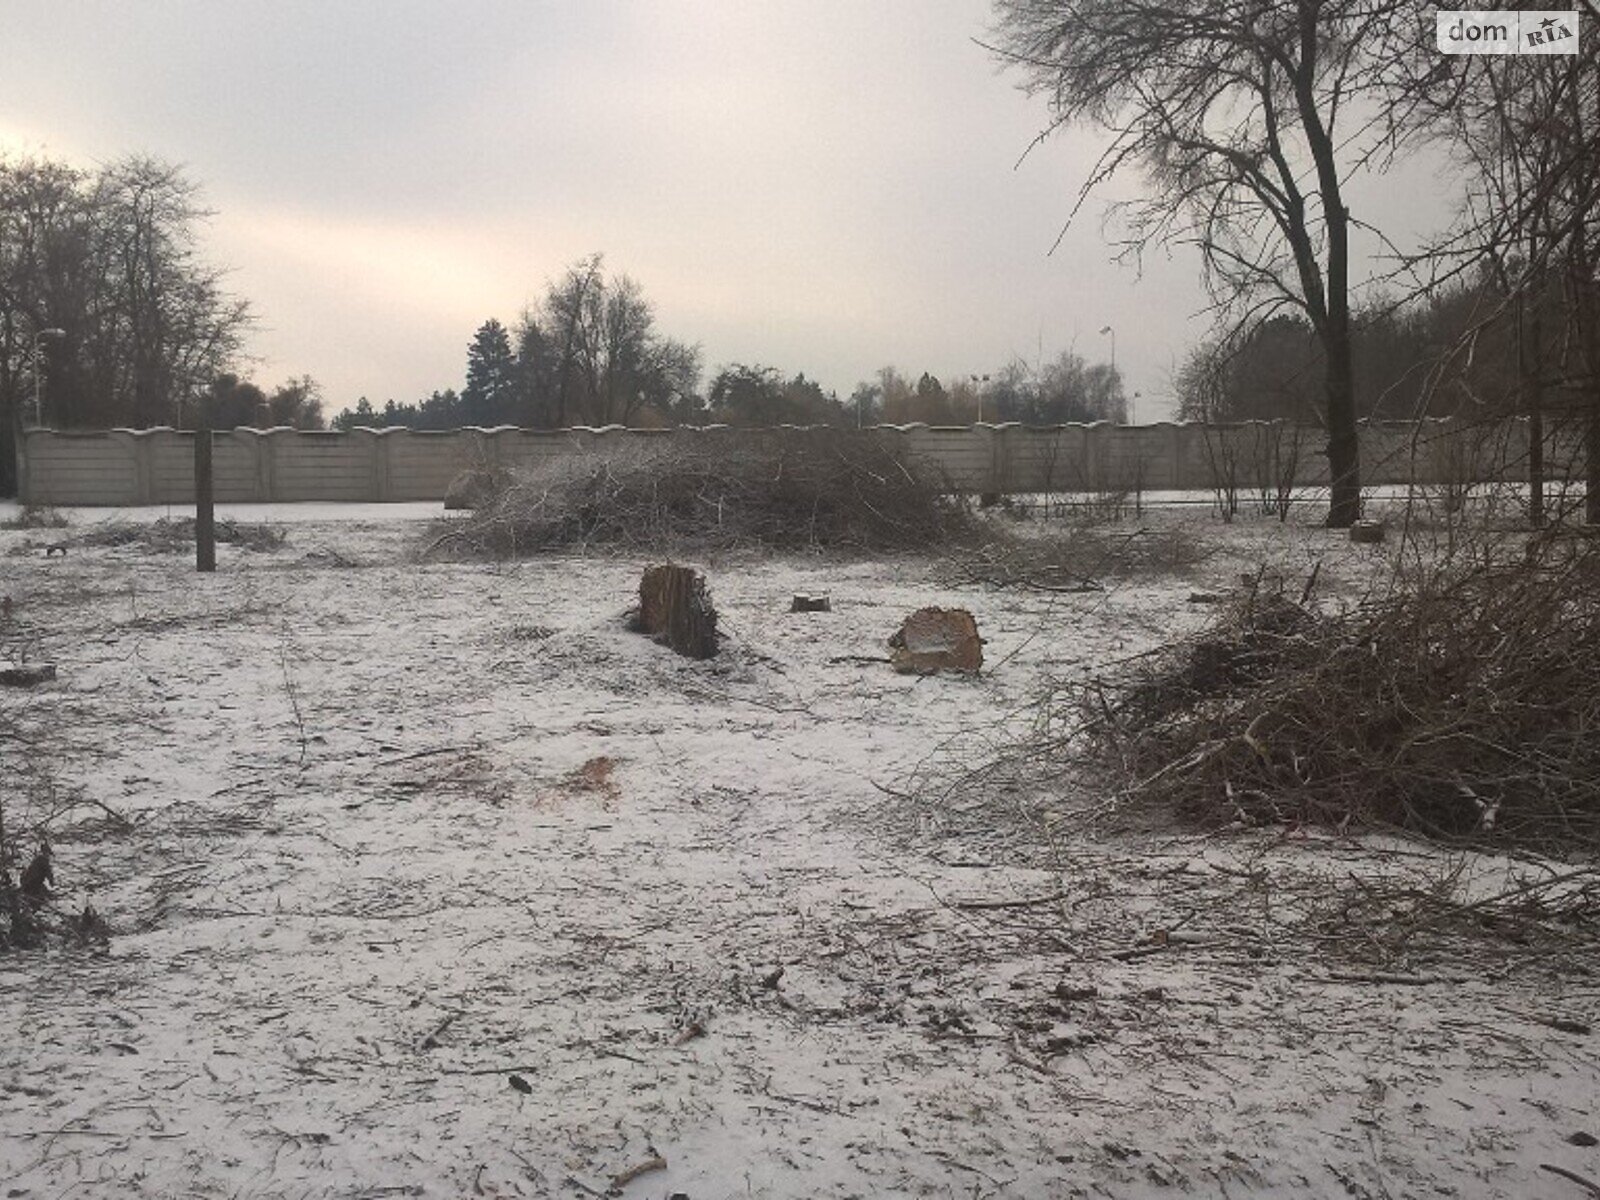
[[949, 526, 1208, 592], [1072, 537, 1600, 849]]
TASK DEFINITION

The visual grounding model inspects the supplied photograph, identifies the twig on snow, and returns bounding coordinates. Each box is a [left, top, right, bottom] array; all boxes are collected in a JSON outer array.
[[954, 891, 1068, 911], [610, 1155, 667, 1189], [1541, 1163, 1600, 1198]]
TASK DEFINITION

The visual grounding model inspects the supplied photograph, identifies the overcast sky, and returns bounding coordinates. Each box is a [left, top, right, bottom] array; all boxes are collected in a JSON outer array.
[[2, 2, 1452, 420]]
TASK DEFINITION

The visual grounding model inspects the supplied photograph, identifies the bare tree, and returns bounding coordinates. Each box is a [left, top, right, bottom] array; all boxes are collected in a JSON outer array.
[[0, 153, 251, 490], [1422, 18, 1599, 524], [990, 0, 1415, 526], [546, 253, 603, 428], [589, 275, 658, 425], [516, 256, 701, 427]]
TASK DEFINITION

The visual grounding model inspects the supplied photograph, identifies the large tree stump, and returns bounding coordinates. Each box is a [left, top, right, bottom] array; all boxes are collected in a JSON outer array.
[[637, 565, 718, 659], [888, 608, 983, 675]]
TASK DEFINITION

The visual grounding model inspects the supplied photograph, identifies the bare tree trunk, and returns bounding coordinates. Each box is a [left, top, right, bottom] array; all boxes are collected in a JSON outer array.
[[1587, 368, 1600, 526], [1522, 298, 1545, 528], [1575, 85, 1600, 525], [1296, 14, 1360, 528], [1324, 321, 1361, 527], [2, 400, 16, 498]]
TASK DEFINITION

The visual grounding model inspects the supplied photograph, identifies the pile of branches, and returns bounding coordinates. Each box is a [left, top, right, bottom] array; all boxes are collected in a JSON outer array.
[[1077, 534, 1600, 849], [75, 517, 286, 553], [950, 526, 1210, 593], [430, 433, 973, 556]]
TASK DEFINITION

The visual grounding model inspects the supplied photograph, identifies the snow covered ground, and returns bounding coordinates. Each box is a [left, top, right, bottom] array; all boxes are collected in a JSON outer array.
[[1, 506, 1595, 1199]]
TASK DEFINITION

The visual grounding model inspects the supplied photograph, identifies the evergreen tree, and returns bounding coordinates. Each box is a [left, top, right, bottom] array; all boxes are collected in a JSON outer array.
[[460, 319, 518, 426]]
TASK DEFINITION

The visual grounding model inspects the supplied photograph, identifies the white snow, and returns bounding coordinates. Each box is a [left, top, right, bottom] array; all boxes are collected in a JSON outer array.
[[0, 507, 1595, 1199]]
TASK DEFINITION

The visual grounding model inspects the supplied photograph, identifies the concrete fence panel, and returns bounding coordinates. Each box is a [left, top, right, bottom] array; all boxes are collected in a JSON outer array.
[[21, 431, 140, 506], [14, 419, 1588, 506]]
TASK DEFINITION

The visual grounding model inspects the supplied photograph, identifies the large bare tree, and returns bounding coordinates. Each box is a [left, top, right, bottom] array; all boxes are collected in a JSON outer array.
[[0, 154, 250, 493], [516, 255, 700, 427], [991, 0, 1412, 526]]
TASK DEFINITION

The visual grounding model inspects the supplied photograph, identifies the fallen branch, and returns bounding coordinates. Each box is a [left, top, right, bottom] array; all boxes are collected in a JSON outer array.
[[611, 1156, 667, 1189], [1541, 1163, 1600, 1198], [954, 891, 1068, 911]]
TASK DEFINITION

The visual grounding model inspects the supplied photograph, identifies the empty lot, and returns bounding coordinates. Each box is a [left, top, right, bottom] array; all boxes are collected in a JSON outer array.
[[1, 504, 1595, 1199]]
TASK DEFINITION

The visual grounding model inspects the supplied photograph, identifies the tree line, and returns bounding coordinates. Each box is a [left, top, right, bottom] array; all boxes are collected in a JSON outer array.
[[333, 255, 1128, 432], [0, 158, 1126, 494]]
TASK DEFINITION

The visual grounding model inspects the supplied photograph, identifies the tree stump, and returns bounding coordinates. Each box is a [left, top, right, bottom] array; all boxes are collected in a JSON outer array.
[[790, 594, 831, 613], [637, 565, 718, 659], [0, 664, 56, 688], [888, 608, 983, 674]]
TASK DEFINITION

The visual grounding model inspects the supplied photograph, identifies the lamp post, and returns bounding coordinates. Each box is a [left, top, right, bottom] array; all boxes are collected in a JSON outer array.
[[1098, 324, 1119, 423], [31, 328, 65, 427]]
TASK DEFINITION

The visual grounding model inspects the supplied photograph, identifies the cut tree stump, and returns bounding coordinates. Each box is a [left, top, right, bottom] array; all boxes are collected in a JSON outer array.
[[637, 564, 718, 659], [0, 664, 56, 687], [888, 608, 983, 674], [1349, 520, 1386, 545], [790, 594, 831, 613]]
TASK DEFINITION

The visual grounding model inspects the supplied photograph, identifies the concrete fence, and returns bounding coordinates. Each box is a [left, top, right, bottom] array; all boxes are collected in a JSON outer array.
[[14, 419, 1584, 507]]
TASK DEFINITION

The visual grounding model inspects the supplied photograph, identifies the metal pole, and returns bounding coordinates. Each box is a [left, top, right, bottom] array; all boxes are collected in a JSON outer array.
[[195, 394, 216, 573], [1099, 325, 1119, 421]]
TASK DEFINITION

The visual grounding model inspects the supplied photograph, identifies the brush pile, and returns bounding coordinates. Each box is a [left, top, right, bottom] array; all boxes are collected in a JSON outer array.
[[949, 525, 1210, 592], [1079, 533, 1600, 848], [74, 517, 285, 553], [430, 432, 971, 556]]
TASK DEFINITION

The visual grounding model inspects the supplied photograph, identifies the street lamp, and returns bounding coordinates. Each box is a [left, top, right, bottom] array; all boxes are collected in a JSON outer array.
[[1098, 325, 1123, 424], [31, 328, 65, 427]]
